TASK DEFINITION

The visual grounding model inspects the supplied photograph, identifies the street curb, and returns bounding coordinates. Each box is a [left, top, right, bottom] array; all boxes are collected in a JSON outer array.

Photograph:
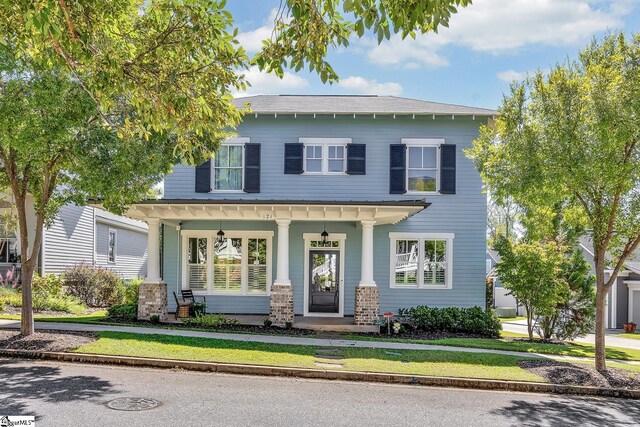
[[1, 349, 639, 399]]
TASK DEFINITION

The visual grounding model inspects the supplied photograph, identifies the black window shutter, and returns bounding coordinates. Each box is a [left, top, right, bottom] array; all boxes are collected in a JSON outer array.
[[284, 143, 304, 174], [244, 143, 261, 193], [440, 144, 456, 194], [346, 144, 366, 175], [389, 144, 407, 194], [195, 159, 211, 193]]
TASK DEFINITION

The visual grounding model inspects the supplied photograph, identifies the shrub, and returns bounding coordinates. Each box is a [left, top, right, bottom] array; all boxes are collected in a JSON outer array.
[[0, 267, 19, 288], [0, 286, 21, 307], [64, 263, 121, 307], [107, 304, 138, 321], [399, 305, 501, 338], [182, 313, 239, 327], [263, 318, 273, 327], [1, 276, 85, 314], [149, 314, 160, 324], [115, 278, 142, 305]]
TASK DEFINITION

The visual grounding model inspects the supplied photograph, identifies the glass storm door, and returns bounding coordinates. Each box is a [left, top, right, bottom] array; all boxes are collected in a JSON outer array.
[[308, 250, 340, 314]]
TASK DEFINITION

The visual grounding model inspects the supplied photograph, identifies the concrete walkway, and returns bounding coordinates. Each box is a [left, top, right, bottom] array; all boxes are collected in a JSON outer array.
[[2, 319, 640, 366], [501, 319, 640, 350]]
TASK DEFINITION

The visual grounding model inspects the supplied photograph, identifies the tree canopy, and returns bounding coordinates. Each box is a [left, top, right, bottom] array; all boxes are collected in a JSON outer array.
[[467, 32, 640, 371]]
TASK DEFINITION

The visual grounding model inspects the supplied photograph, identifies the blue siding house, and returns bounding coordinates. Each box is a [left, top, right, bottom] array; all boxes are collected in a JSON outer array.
[[131, 95, 495, 325]]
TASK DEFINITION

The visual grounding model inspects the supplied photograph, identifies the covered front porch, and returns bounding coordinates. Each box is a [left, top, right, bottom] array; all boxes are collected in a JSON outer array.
[[128, 199, 427, 327]]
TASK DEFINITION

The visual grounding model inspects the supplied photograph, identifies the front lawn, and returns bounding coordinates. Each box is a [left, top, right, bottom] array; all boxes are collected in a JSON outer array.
[[498, 316, 527, 323], [0, 311, 108, 323], [343, 334, 640, 361], [617, 333, 640, 341], [74, 331, 544, 382]]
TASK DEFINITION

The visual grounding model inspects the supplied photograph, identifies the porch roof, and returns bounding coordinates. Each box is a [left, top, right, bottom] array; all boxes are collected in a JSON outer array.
[[127, 199, 429, 225]]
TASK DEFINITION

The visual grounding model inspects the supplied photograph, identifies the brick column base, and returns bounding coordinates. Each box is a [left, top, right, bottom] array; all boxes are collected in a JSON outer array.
[[270, 284, 294, 326], [354, 285, 379, 326], [138, 282, 168, 321]]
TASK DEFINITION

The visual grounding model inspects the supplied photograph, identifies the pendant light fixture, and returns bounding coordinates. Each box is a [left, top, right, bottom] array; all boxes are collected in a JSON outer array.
[[216, 220, 225, 244], [321, 221, 329, 246]]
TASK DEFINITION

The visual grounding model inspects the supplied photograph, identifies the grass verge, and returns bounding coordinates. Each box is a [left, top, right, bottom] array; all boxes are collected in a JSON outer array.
[[0, 311, 108, 323], [74, 331, 544, 382]]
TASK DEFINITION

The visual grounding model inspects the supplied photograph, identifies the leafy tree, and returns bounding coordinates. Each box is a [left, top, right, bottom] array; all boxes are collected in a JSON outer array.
[[487, 193, 520, 246], [536, 248, 596, 341], [494, 236, 568, 340], [467, 33, 640, 371], [0, 50, 175, 335], [0, 0, 472, 157]]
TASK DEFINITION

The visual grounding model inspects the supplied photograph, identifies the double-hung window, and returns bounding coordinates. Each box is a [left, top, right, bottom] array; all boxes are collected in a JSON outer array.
[[300, 138, 350, 175], [390, 233, 453, 289], [0, 237, 17, 263], [213, 141, 245, 191], [403, 139, 444, 193], [183, 231, 272, 295]]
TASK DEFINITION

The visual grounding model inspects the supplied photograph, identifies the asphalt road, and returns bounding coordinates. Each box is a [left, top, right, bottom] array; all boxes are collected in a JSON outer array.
[[1, 358, 639, 427]]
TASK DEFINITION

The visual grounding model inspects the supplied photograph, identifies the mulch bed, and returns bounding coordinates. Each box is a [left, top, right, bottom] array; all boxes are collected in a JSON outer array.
[[0, 330, 98, 352], [349, 330, 491, 340], [519, 359, 640, 390]]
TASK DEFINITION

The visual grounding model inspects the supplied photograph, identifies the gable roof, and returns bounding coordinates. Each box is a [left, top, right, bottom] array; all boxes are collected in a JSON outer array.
[[233, 95, 497, 116], [579, 235, 640, 275]]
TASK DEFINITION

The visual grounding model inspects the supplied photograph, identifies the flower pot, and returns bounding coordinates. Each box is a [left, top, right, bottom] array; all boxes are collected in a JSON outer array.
[[624, 323, 637, 333]]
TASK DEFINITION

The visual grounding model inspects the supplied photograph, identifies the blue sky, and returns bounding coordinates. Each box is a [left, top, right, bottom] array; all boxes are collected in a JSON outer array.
[[226, 0, 640, 110]]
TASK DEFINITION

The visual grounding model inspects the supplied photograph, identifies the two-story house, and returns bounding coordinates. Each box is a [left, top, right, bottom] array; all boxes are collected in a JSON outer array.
[[130, 95, 495, 326]]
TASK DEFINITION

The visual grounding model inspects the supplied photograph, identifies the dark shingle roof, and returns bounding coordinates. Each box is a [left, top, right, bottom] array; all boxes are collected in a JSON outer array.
[[233, 95, 497, 116]]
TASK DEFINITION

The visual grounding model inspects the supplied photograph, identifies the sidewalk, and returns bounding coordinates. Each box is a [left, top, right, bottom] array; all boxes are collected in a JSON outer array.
[[2, 319, 640, 366], [501, 319, 640, 350]]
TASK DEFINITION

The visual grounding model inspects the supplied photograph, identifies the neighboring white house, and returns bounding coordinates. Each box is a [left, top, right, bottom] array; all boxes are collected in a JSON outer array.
[[0, 194, 148, 280]]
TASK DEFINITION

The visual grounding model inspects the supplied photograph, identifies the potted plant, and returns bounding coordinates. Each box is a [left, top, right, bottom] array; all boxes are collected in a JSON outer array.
[[624, 322, 637, 333]]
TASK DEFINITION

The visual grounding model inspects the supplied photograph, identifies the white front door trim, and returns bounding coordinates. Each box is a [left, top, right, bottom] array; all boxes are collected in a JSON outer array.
[[303, 233, 346, 318], [626, 281, 640, 324]]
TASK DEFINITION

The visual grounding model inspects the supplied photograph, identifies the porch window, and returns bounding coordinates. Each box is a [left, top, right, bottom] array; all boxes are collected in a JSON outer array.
[[390, 233, 453, 289], [213, 237, 243, 293], [213, 144, 244, 191], [187, 237, 208, 290], [182, 231, 272, 295]]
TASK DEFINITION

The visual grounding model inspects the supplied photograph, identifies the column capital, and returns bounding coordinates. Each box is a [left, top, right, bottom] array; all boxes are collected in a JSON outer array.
[[360, 220, 376, 228], [276, 219, 291, 226], [146, 217, 161, 226]]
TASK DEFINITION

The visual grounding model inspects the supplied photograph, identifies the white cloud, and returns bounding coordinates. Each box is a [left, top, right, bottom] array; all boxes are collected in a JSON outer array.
[[236, 8, 290, 53], [367, 0, 628, 68], [337, 76, 403, 96], [496, 70, 529, 83], [234, 66, 309, 97]]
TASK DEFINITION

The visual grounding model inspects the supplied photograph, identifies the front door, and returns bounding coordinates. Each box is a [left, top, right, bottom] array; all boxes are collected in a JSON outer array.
[[308, 250, 340, 314]]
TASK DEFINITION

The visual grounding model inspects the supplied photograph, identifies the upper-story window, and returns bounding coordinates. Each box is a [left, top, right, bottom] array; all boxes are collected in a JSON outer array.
[[403, 139, 444, 193], [213, 144, 244, 191], [300, 138, 351, 175]]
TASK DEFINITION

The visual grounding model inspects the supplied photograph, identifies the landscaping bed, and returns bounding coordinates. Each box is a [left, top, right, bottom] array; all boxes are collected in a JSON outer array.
[[519, 359, 640, 390], [0, 330, 98, 352]]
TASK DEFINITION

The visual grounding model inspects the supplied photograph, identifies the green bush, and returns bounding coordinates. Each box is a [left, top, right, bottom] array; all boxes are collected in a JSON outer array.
[[107, 304, 138, 321], [182, 313, 239, 327], [1, 278, 85, 314], [115, 278, 142, 305], [398, 305, 501, 338], [64, 263, 121, 307]]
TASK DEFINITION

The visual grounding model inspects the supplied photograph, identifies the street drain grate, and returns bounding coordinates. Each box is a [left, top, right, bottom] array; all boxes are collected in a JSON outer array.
[[106, 397, 160, 411]]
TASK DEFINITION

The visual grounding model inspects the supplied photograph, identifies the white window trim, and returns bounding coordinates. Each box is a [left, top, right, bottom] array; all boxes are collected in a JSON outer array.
[[389, 232, 454, 290], [181, 230, 273, 296], [107, 228, 117, 264], [402, 138, 444, 195], [210, 137, 249, 194], [299, 138, 351, 175]]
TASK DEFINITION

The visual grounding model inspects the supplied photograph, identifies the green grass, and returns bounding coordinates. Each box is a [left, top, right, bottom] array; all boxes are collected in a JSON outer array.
[[499, 316, 527, 323], [0, 311, 108, 323], [342, 334, 640, 361], [617, 333, 640, 341], [74, 331, 544, 382]]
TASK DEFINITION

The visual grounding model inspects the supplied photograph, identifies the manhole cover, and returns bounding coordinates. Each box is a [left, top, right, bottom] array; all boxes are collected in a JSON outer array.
[[106, 397, 160, 411]]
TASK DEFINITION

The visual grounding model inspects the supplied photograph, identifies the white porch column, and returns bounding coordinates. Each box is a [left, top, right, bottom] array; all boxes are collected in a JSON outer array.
[[359, 220, 376, 286], [145, 217, 162, 283], [274, 219, 291, 286]]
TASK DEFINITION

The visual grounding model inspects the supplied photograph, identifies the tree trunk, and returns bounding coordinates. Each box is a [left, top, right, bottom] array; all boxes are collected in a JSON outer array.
[[20, 260, 35, 336], [594, 251, 608, 373], [594, 284, 607, 372]]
